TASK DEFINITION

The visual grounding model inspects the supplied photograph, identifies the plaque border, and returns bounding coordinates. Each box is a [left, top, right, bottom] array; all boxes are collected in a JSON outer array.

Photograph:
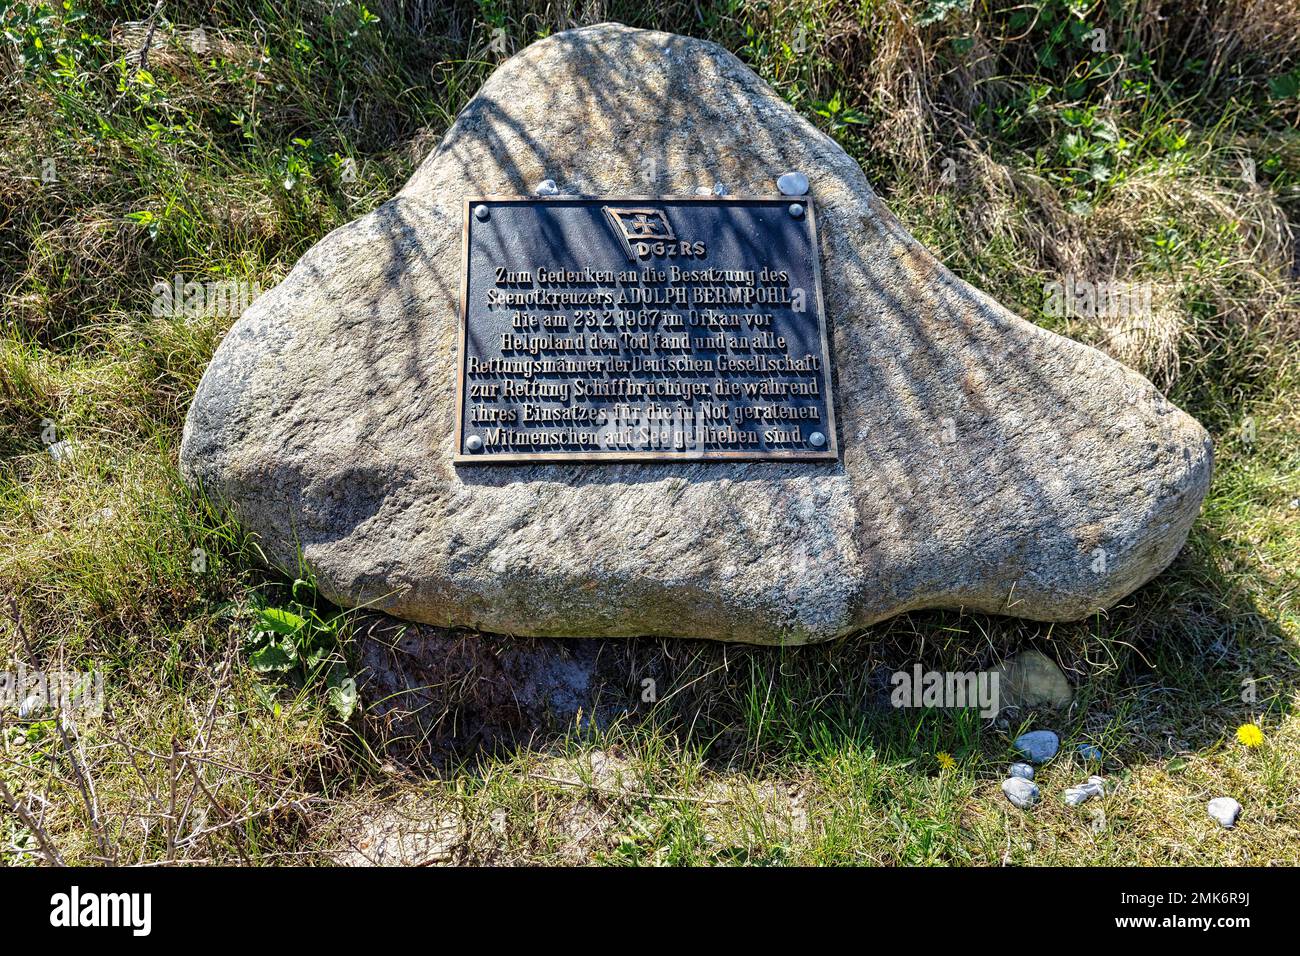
[[454, 195, 839, 465]]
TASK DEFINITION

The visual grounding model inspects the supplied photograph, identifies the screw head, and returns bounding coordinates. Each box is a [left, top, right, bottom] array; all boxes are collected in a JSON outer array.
[[474, 206, 490, 221], [808, 431, 826, 447], [466, 435, 484, 452], [789, 203, 805, 219]]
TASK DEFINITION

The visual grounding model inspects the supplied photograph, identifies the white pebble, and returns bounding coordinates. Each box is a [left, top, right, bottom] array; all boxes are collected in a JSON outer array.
[[777, 171, 810, 196], [1207, 797, 1242, 829], [1008, 762, 1035, 780], [1064, 776, 1106, 807], [1002, 777, 1040, 809], [533, 179, 559, 196]]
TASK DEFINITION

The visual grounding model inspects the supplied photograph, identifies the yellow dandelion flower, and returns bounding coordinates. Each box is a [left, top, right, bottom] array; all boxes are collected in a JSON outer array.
[[936, 751, 956, 771], [1236, 723, 1264, 748]]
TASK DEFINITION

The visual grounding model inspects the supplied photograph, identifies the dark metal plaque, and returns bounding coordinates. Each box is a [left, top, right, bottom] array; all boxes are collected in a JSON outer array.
[[455, 196, 838, 463]]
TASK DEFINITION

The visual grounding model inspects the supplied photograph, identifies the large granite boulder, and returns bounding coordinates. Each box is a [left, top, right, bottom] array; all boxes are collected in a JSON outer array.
[[180, 23, 1212, 645]]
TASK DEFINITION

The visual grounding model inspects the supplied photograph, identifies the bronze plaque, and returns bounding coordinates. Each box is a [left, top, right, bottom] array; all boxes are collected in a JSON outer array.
[[455, 196, 838, 463]]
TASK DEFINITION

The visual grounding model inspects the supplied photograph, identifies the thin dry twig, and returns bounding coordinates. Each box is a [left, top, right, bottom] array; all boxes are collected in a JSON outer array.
[[108, 0, 166, 114], [0, 777, 64, 866], [4, 596, 113, 862]]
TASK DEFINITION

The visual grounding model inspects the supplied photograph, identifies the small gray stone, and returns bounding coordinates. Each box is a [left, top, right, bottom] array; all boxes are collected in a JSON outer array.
[[1008, 762, 1035, 780], [1014, 730, 1060, 764], [693, 186, 712, 195], [1002, 777, 1040, 809], [533, 178, 559, 195], [1063, 776, 1106, 807], [1207, 797, 1242, 829], [997, 650, 1074, 710], [712, 183, 728, 196], [1077, 743, 1102, 761], [777, 170, 809, 196]]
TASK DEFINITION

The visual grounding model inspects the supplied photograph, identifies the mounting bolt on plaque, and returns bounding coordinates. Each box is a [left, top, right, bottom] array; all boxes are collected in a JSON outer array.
[[474, 205, 490, 221], [789, 203, 805, 218], [465, 435, 484, 452], [809, 431, 826, 447]]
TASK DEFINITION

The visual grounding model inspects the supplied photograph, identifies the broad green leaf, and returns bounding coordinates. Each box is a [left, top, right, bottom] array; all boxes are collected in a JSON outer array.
[[249, 641, 295, 672], [328, 677, 358, 721], [257, 606, 307, 635]]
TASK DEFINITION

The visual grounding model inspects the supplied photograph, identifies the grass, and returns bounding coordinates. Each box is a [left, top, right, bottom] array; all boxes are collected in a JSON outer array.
[[0, 0, 1297, 865]]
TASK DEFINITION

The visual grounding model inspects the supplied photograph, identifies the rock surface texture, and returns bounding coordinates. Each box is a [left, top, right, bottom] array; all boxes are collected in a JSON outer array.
[[180, 23, 1213, 645]]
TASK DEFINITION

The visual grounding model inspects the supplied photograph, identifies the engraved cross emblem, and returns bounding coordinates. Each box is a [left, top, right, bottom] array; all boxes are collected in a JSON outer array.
[[601, 206, 676, 259]]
